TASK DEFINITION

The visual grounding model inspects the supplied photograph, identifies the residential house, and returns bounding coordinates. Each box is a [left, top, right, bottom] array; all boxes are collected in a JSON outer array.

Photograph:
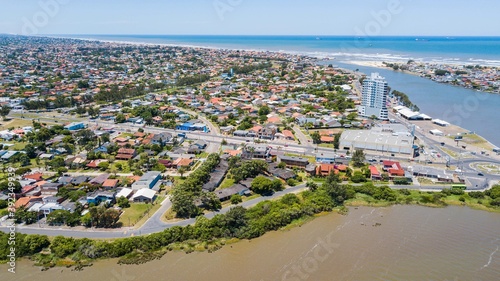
[[258, 125, 277, 140], [131, 171, 162, 191], [94, 142, 111, 153], [87, 191, 115, 205], [116, 148, 136, 160], [86, 159, 108, 169], [382, 160, 405, 177], [242, 144, 270, 159], [202, 160, 229, 192], [22, 172, 44, 182], [131, 188, 157, 203], [369, 165, 382, 180], [102, 179, 119, 189], [71, 176, 91, 186], [116, 187, 133, 199], [316, 164, 338, 176], [40, 182, 63, 196], [278, 156, 309, 169], [151, 132, 173, 146], [89, 173, 110, 185], [215, 184, 250, 201], [172, 158, 194, 169], [14, 196, 43, 209]]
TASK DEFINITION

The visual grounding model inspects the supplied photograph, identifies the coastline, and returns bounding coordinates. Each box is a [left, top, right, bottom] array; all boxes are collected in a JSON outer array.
[[29, 34, 500, 152]]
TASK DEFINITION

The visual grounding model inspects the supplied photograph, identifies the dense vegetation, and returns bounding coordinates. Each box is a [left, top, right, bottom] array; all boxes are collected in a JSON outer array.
[[392, 90, 420, 112], [170, 153, 222, 218]]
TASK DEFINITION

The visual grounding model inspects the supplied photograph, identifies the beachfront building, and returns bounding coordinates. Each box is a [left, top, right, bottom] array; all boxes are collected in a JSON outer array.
[[358, 73, 389, 120]]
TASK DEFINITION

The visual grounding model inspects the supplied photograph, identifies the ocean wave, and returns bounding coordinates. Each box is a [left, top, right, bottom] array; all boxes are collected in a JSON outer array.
[[45, 35, 500, 67]]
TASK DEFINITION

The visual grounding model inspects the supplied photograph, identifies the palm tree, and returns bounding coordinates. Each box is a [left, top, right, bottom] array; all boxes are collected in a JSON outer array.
[[178, 166, 188, 178], [248, 146, 256, 159]]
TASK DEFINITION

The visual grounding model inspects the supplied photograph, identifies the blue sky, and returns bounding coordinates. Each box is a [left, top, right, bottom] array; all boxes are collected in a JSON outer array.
[[1, 0, 499, 36]]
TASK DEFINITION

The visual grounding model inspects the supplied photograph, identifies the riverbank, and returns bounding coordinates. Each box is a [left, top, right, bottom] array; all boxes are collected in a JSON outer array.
[[346, 187, 500, 213], [3, 204, 500, 281], [2, 183, 498, 271]]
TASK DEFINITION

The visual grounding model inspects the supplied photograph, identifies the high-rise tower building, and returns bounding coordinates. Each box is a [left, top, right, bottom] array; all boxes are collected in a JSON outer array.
[[358, 72, 389, 120]]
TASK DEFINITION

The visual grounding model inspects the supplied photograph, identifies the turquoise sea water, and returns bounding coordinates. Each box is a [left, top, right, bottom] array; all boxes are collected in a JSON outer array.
[[55, 35, 500, 146], [61, 35, 500, 66]]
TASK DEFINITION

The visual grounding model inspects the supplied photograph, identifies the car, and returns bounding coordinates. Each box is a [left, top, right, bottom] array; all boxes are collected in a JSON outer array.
[[284, 144, 288, 147], [478, 172, 484, 176]]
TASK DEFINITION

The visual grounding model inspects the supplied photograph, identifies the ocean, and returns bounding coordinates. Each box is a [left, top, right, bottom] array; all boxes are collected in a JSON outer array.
[[58, 35, 500, 66], [54, 35, 500, 146]]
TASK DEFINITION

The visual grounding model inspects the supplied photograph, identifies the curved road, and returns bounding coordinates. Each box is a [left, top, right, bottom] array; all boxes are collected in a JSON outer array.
[[0, 184, 308, 239]]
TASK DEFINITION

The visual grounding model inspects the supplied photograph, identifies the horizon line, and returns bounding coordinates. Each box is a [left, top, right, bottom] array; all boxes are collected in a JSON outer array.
[[3, 33, 500, 38]]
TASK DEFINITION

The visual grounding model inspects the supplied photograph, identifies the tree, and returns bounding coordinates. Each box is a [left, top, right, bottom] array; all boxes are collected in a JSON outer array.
[[351, 171, 367, 183], [47, 210, 71, 225], [306, 180, 318, 191], [333, 134, 340, 149], [23, 234, 50, 255], [24, 144, 37, 158], [351, 149, 366, 167], [98, 161, 109, 171], [258, 106, 270, 116], [178, 166, 188, 178], [87, 107, 99, 118], [0, 105, 11, 120], [117, 196, 130, 208], [251, 176, 275, 195], [115, 113, 126, 123], [346, 112, 358, 121], [322, 180, 354, 206], [310, 131, 321, 144], [277, 162, 287, 169], [230, 194, 242, 204], [200, 192, 221, 211]]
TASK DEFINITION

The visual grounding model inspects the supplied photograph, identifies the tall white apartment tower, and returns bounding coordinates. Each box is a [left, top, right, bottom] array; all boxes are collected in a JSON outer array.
[[359, 72, 389, 120]]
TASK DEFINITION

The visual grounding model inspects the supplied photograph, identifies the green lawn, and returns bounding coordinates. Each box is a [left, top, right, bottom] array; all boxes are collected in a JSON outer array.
[[1, 141, 28, 151], [117, 133, 133, 138], [318, 143, 335, 149], [113, 160, 131, 173], [218, 177, 235, 189], [132, 195, 166, 228], [196, 152, 210, 159], [119, 203, 152, 227]]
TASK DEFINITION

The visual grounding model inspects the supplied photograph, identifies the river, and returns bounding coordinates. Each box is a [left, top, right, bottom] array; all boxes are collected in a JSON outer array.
[[2, 206, 499, 281], [333, 62, 500, 148]]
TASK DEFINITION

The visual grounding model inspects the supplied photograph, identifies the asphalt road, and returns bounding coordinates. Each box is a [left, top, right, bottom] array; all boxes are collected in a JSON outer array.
[[0, 184, 308, 238]]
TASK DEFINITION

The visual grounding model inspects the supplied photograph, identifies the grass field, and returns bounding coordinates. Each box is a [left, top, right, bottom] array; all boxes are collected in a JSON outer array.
[[113, 160, 131, 173], [119, 203, 151, 227], [118, 196, 166, 228], [0, 119, 34, 130], [218, 177, 235, 189]]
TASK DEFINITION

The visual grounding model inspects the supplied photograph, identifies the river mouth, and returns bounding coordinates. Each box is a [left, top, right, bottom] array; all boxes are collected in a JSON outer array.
[[2, 205, 500, 281]]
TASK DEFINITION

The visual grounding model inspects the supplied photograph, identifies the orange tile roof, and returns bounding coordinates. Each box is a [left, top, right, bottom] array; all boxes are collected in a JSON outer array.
[[102, 179, 119, 187], [14, 196, 42, 209]]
